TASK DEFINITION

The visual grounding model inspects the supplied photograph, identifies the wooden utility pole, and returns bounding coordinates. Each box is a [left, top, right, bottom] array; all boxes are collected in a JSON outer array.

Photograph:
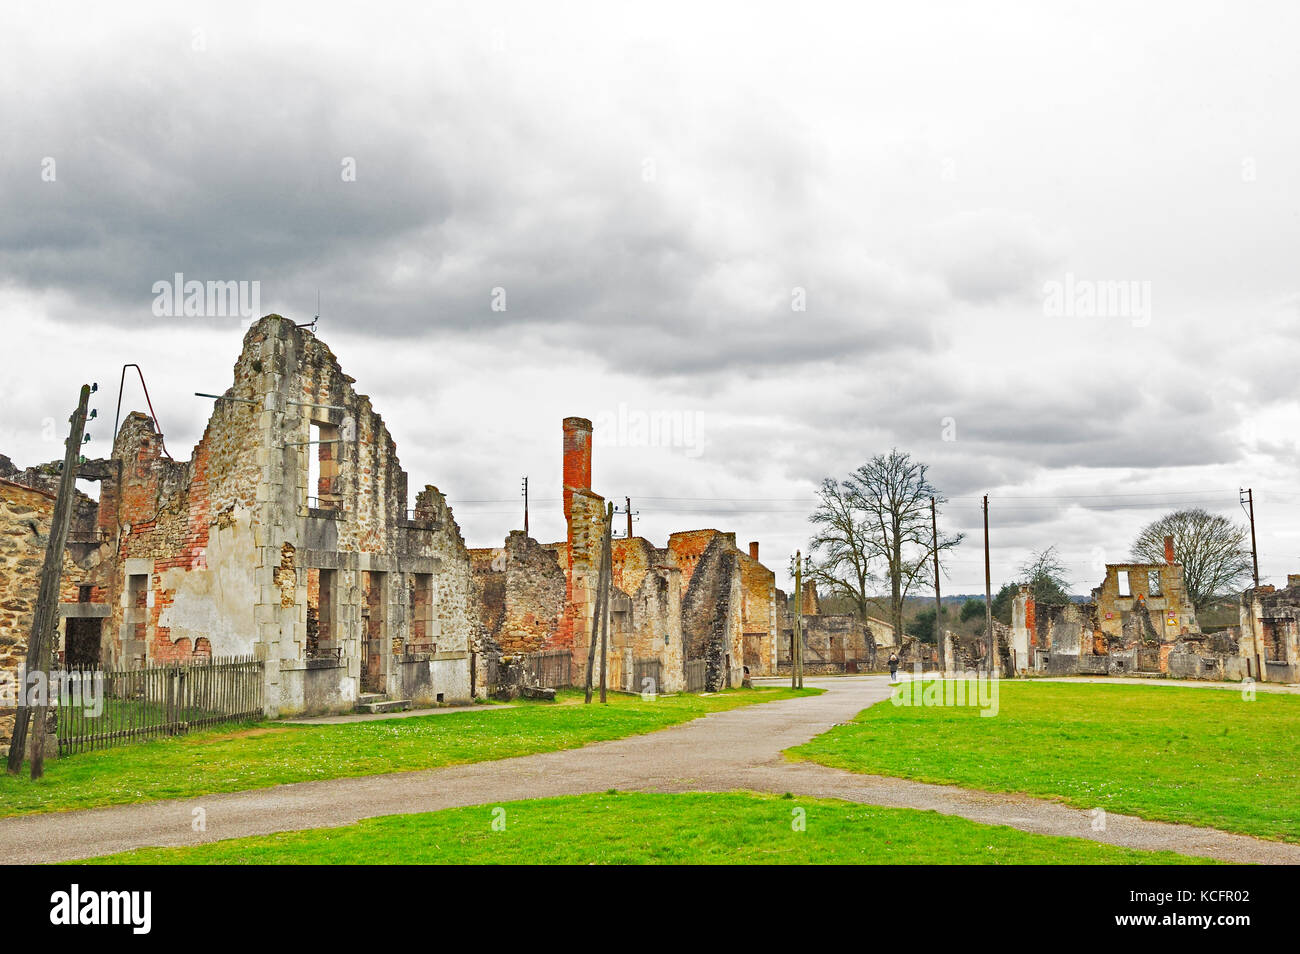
[[983, 494, 994, 677], [8, 384, 92, 777], [1241, 488, 1259, 588], [600, 502, 612, 703], [625, 497, 633, 540], [521, 476, 529, 537], [794, 551, 804, 689], [584, 502, 614, 704], [932, 497, 944, 673], [1240, 488, 1264, 680]]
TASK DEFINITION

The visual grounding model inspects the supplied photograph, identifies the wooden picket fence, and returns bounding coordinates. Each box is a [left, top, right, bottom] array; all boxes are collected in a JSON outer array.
[[56, 655, 264, 755]]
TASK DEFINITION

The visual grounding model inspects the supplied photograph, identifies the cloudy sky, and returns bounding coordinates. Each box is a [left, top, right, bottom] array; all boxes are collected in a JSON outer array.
[[2, 1, 1298, 593]]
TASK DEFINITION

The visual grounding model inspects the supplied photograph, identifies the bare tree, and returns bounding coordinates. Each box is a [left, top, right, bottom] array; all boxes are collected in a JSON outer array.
[[1131, 509, 1252, 609], [807, 449, 963, 644], [1018, 546, 1072, 605], [805, 478, 880, 619]]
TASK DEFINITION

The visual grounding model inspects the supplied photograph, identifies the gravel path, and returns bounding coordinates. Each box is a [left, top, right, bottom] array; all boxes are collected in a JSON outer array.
[[2, 676, 1295, 864]]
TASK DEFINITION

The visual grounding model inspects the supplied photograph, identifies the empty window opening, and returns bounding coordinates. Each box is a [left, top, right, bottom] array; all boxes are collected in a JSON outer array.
[[64, 618, 102, 668], [307, 568, 336, 657], [409, 573, 435, 654], [308, 420, 341, 510], [1262, 621, 1284, 661], [1148, 570, 1162, 597], [362, 571, 388, 692], [1117, 570, 1131, 597], [125, 573, 149, 649]]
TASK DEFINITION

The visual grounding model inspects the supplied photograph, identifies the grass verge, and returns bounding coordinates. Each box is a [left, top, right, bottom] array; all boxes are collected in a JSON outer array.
[[789, 679, 1300, 842], [77, 790, 1214, 865], [1, 687, 819, 818]]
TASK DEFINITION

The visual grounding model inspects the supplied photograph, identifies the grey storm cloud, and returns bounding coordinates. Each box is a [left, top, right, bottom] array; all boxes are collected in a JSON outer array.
[[0, 35, 953, 377], [4, 2, 1299, 590]]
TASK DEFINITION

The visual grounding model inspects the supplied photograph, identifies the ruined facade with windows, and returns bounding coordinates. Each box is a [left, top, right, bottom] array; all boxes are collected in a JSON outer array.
[[3, 316, 483, 720], [1238, 577, 1300, 683], [1008, 535, 1276, 681], [468, 417, 785, 693], [0, 471, 111, 752], [775, 582, 889, 674]]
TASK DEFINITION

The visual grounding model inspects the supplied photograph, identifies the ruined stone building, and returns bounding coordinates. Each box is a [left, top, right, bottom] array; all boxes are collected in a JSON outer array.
[[1238, 578, 1300, 683], [3, 316, 483, 724], [1006, 535, 1295, 681], [0, 470, 109, 752], [774, 582, 889, 674], [469, 416, 784, 692], [4, 315, 802, 739]]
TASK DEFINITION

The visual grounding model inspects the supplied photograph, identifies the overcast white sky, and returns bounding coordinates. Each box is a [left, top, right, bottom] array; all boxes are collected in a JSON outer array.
[[2, 1, 1298, 593]]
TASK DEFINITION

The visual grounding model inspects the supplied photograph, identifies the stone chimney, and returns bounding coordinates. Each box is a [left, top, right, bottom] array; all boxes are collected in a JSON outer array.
[[800, 581, 820, 616], [749, 541, 759, 560], [562, 416, 593, 526], [1164, 535, 1176, 565]]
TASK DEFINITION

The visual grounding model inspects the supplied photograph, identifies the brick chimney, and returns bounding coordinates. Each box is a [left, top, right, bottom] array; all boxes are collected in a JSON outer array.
[[1164, 535, 1176, 565], [562, 417, 593, 524], [749, 541, 759, 560]]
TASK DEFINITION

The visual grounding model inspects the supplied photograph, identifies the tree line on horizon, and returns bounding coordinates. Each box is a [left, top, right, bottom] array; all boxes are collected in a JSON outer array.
[[802, 449, 1256, 644]]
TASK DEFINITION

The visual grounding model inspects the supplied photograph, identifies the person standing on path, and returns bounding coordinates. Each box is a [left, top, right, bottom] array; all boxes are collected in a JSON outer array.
[[888, 651, 899, 682]]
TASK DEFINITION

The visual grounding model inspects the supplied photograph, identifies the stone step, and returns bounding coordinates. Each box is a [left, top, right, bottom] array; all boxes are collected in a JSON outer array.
[[356, 693, 387, 705], [355, 698, 411, 714]]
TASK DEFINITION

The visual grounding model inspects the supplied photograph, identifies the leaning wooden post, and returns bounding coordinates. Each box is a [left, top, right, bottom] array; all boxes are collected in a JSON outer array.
[[584, 503, 611, 704], [599, 502, 613, 704], [9, 384, 92, 777], [790, 553, 798, 690]]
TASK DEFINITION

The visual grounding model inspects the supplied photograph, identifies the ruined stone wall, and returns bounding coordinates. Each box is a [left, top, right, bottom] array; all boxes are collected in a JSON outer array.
[[1093, 562, 1199, 643], [1249, 580, 1300, 682], [1010, 585, 1036, 673], [0, 478, 100, 750], [866, 616, 896, 649], [667, 529, 729, 592], [681, 533, 744, 690], [104, 321, 267, 666], [737, 551, 777, 675], [468, 547, 505, 652], [563, 490, 607, 688], [610, 537, 684, 692], [777, 612, 878, 671], [470, 531, 565, 656], [1014, 560, 1245, 680], [97, 316, 477, 714], [800, 581, 821, 616]]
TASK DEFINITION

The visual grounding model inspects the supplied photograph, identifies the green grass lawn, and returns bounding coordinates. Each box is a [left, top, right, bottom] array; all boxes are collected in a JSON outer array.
[[76, 790, 1213, 865], [789, 680, 1300, 842], [0, 687, 818, 818]]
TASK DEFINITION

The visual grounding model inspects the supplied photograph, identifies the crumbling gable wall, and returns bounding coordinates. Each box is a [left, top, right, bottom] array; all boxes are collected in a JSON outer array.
[[680, 532, 744, 690], [1007, 554, 1250, 679], [0, 479, 93, 750], [667, 528, 718, 592], [776, 585, 880, 674], [470, 530, 566, 656], [611, 537, 684, 692], [100, 315, 476, 715], [1093, 562, 1199, 644], [865, 616, 896, 650], [737, 544, 778, 675], [1246, 577, 1300, 682], [549, 417, 775, 694]]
